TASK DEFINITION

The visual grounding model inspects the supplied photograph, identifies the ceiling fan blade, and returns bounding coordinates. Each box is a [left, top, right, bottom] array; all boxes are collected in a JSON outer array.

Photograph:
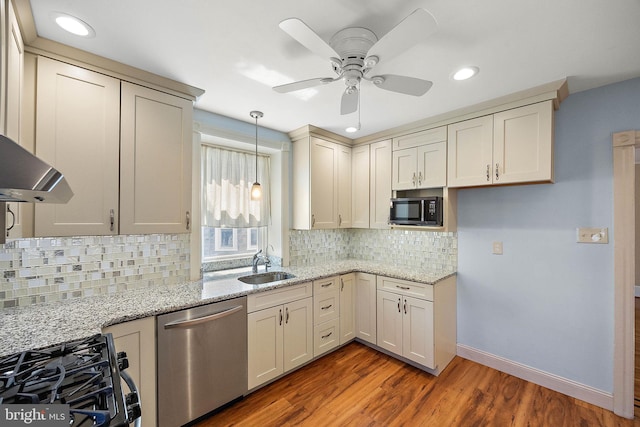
[[340, 87, 359, 115], [273, 77, 335, 93], [367, 8, 437, 62], [372, 75, 433, 96], [279, 18, 340, 60]]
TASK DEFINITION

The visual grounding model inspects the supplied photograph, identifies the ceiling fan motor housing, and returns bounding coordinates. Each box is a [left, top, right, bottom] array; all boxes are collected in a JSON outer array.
[[330, 27, 378, 84]]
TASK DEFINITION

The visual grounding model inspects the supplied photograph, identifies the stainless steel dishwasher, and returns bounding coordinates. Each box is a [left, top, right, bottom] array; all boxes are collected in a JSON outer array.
[[157, 296, 247, 427]]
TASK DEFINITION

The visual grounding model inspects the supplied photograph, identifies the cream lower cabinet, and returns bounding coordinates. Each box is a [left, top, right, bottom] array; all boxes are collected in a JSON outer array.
[[103, 317, 156, 427], [339, 273, 356, 344], [313, 276, 341, 356], [247, 283, 313, 390], [355, 272, 377, 345], [447, 100, 554, 187], [376, 275, 456, 375]]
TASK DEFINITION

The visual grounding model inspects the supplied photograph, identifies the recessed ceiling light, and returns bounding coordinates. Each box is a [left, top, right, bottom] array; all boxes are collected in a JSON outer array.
[[452, 66, 479, 81], [52, 12, 95, 38]]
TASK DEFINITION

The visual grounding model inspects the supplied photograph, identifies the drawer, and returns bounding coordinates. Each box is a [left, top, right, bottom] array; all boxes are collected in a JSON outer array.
[[313, 276, 339, 294], [313, 290, 340, 324], [247, 282, 313, 313], [376, 276, 433, 301], [313, 318, 340, 357]]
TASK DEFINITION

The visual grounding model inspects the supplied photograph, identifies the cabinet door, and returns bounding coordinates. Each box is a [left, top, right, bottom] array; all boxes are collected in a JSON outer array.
[[402, 296, 435, 368], [5, 3, 24, 239], [310, 137, 338, 228], [416, 141, 447, 188], [103, 317, 156, 427], [283, 297, 313, 372], [351, 144, 370, 228], [339, 273, 356, 344], [248, 305, 284, 389], [120, 82, 192, 234], [337, 144, 352, 228], [391, 148, 417, 190], [355, 272, 376, 344], [35, 57, 120, 236], [376, 290, 403, 356], [370, 140, 391, 229], [493, 100, 554, 184], [447, 116, 493, 187]]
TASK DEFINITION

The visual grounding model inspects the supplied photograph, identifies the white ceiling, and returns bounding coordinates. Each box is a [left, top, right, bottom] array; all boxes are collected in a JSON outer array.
[[26, 0, 640, 139]]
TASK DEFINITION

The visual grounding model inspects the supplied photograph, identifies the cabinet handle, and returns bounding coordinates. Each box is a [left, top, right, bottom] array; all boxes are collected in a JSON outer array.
[[339, 214, 342, 226], [186, 211, 191, 230], [397, 298, 401, 313], [341, 278, 344, 291], [279, 308, 283, 326], [495, 163, 500, 181], [321, 283, 332, 288], [109, 209, 115, 232], [396, 285, 410, 290], [321, 332, 333, 339], [486, 164, 491, 181], [285, 307, 289, 324], [6, 205, 15, 237], [321, 304, 333, 310], [403, 299, 407, 314], [312, 214, 316, 228], [412, 172, 417, 186], [418, 171, 423, 186]]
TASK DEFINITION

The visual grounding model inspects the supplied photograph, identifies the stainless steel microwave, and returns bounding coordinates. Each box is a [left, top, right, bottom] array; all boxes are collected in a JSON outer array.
[[389, 197, 443, 226]]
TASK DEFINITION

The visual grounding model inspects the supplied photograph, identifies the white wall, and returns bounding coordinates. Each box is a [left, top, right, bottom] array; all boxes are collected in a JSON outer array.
[[457, 77, 640, 393]]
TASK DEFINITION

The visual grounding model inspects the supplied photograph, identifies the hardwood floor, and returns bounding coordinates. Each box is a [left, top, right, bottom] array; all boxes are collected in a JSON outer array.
[[197, 342, 635, 427]]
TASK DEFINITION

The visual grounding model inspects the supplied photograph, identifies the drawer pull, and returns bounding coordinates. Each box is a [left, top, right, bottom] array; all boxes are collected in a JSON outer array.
[[396, 285, 411, 290], [321, 332, 333, 339], [321, 283, 332, 288], [321, 304, 333, 310]]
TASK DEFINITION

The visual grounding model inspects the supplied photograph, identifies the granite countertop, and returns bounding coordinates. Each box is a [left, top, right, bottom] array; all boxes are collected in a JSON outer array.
[[0, 260, 455, 357]]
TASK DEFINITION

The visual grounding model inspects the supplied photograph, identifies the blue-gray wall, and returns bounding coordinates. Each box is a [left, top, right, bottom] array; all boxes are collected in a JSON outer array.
[[457, 77, 640, 393]]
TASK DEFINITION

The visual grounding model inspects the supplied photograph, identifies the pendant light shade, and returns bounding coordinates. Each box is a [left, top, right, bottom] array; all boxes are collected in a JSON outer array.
[[250, 110, 263, 201]]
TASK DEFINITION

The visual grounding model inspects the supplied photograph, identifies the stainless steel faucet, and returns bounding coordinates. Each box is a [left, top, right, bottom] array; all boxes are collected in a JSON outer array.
[[251, 249, 271, 273]]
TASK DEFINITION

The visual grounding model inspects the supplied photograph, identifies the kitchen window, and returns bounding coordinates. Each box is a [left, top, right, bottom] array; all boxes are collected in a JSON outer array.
[[201, 145, 270, 262]]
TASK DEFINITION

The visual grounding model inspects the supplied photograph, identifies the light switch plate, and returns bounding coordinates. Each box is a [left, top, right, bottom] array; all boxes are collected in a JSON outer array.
[[576, 227, 608, 244]]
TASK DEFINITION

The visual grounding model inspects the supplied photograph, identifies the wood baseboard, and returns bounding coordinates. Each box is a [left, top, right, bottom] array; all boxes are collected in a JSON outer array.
[[457, 344, 614, 411]]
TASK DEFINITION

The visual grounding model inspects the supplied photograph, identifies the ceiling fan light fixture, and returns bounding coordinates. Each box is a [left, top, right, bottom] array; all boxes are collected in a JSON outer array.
[[452, 66, 479, 81], [345, 125, 360, 133], [52, 12, 95, 37]]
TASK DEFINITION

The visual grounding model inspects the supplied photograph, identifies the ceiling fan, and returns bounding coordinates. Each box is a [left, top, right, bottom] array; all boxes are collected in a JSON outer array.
[[273, 8, 438, 115]]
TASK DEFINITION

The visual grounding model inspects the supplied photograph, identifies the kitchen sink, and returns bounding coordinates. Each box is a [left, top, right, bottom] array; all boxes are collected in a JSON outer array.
[[238, 272, 295, 285]]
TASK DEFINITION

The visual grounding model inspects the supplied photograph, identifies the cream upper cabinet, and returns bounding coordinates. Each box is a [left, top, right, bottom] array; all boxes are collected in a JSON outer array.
[[293, 134, 352, 230], [34, 57, 121, 237], [4, 1, 24, 239], [370, 139, 392, 229], [351, 144, 370, 228], [120, 82, 193, 235], [447, 100, 554, 187], [392, 127, 447, 190]]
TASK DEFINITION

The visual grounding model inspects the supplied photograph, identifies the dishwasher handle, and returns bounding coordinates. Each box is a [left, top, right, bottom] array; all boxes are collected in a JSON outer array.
[[163, 305, 244, 329]]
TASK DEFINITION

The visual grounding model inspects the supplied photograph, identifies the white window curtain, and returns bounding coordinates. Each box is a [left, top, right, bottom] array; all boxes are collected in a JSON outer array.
[[201, 145, 270, 227]]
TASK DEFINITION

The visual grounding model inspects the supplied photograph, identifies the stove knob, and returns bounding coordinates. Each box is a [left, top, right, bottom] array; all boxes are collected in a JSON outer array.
[[117, 351, 130, 371]]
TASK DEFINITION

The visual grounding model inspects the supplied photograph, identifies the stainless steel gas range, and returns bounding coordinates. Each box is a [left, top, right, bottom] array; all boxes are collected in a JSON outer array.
[[0, 334, 141, 426]]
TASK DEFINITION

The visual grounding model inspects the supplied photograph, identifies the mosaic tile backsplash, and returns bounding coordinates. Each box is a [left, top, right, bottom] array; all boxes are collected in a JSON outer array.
[[0, 234, 190, 308], [289, 229, 457, 273]]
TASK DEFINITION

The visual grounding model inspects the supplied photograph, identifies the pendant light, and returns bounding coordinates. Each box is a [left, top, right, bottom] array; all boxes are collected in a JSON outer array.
[[250, 110, 263, 200]]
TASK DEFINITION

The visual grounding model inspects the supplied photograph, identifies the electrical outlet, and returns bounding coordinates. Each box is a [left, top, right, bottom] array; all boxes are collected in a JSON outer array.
[[492, 241, 503, 255], [576, 227, 608, 244]]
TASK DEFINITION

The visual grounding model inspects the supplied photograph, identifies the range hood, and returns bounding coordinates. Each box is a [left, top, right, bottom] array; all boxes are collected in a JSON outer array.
[[1, 134, 73, 244]]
